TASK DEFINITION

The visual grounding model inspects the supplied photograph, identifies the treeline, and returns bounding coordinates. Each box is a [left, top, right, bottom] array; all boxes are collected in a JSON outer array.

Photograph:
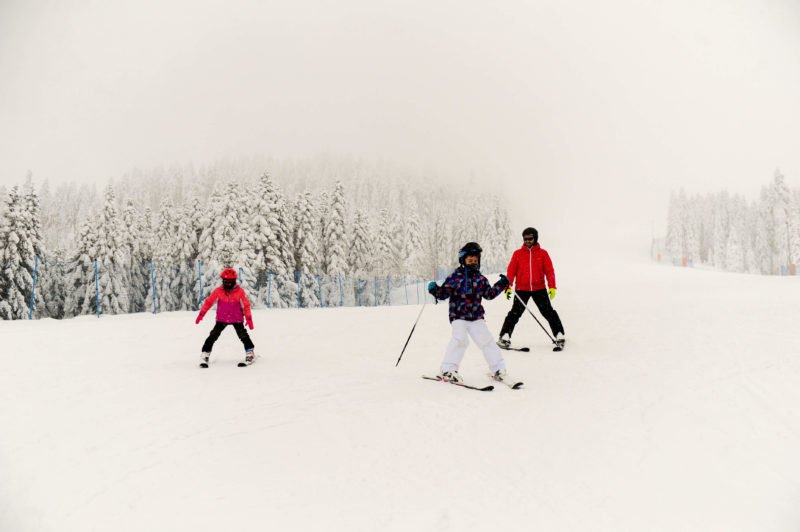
[[663, 169, 799, 274], [0, 158, 512, 319]]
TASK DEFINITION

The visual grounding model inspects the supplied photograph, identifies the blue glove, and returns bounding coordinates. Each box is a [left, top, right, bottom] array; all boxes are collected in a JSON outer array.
[[427, 281, 438, 295]]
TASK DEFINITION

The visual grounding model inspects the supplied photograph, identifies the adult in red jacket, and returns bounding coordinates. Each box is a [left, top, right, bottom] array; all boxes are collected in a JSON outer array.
[[196, 268, 255, 366], [497, 227, 565, 348]]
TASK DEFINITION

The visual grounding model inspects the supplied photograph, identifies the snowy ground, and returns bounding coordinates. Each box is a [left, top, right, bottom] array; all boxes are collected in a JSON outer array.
[[2, 252, 800, 531]]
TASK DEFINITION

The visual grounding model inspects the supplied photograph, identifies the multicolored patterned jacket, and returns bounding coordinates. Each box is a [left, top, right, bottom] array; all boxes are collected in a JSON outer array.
[[431, 266, 509, 322], [199, 285, 252, 324]]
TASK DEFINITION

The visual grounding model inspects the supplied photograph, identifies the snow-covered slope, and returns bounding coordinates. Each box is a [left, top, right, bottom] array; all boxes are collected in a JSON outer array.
[[2, 255, 800, 531]]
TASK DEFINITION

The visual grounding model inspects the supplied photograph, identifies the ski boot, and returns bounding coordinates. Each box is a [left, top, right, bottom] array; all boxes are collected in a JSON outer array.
[[496, 333, 511, 349], [554, 332, 566, 351], [438, 370, 463, 384], [491, 368, 508, 382], [199, 352, 211, 368], [238, 349, 256, 367]]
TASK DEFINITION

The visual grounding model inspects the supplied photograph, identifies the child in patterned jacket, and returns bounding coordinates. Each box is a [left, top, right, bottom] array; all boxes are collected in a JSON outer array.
[[427, 242, 510, 383], [195, 268, 255, 367]]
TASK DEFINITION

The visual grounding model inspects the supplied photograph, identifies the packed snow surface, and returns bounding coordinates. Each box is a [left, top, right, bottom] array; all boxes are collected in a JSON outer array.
[[2, 254, 800, 531]]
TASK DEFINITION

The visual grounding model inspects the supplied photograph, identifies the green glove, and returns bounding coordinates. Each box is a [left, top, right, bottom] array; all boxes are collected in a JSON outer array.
[[548, 288, 557, 300], [505, 288, 512, 300]]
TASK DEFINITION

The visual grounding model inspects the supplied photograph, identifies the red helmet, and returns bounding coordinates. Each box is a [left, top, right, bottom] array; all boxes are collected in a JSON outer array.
[[220, 268, 238, 280]]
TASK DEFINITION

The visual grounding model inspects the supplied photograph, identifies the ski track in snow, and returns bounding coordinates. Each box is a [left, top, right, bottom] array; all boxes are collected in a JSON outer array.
[[2, 256, 800, 531]]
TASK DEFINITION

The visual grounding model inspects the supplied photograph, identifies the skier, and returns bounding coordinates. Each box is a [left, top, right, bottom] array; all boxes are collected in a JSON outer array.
[[427, 242, 514, 385], [497, 227, 565, 350], [195, 268, 255, 367]]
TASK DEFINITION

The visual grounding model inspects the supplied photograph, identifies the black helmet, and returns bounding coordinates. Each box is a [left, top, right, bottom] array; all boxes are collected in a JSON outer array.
[[522, 227, 538, 245], [458, 242, 482, 268]]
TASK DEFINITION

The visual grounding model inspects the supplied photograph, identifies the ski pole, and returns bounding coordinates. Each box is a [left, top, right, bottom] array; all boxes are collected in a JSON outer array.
[[512, 290, 557, 345], [395, 301, 428, 367]]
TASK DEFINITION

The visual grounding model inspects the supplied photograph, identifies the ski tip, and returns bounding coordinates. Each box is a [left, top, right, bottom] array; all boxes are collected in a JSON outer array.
[[552, 346, 562, 352], [199, 363, 209, 368], [520, 347, 530, 352], [512, 382, 524, 389]]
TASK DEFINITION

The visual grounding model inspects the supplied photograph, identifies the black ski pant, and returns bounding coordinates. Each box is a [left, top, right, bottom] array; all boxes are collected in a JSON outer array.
[[499, 289, 564, 339], [202, 321, 254, 353]]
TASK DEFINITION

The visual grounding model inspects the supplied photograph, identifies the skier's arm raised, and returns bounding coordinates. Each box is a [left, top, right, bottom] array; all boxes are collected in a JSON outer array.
[[428, 275, 455, 300], [481, 274, 510, 300]]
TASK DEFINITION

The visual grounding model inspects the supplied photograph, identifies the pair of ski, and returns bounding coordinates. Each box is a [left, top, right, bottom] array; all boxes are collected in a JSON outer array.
[[499, 343, 564, 353], [422, 373, 524, 392], [199, 358, 255, 368]]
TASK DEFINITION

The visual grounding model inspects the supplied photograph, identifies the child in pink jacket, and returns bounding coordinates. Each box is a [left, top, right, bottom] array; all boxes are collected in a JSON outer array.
[[196, 268, 255, 367]]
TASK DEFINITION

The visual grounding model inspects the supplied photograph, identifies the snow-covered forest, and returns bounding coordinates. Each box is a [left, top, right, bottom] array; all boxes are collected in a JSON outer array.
[[660, 169, 800, 275], [0, 157, 512, 320]]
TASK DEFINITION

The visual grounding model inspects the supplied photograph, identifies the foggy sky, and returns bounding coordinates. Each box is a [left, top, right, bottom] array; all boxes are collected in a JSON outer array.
[[1, 0, 799, 249]]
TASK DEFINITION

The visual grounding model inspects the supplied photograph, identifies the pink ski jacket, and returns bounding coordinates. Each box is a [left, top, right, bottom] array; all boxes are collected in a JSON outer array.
[[199, 285, 252, 324]]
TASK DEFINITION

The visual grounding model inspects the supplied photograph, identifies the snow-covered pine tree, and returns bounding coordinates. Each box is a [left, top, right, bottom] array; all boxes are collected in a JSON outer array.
[[148, 198, 179, 312], [483, 199, 511, 274], [422, 209, 449, 280], [755, 185, 776, 274], [41, 249, 67, 319], [120, 201, 149, 313], [0, 187, 32, 319], [694, 194, 711, 264], [95, 185, 130, 315], [317, 190, 331, 275], [63, 215, 101, 317], [322, 180, 349, 306], [273, 182, 298, 308], [744, 200, 760, 273], [137, 207, 158, 311], [292, 191, 321, 307], [196, 187, 221, 300], [210, 182, 243, 268], [234, 189, 259, 298], [249, 173, 288, 308], [712, 192, 730, 269], [665, 191, 684, 263], [0, 185, 45, 319], [349, 209, 374, 305], [173, 200, 200, 310], [21, 180, 45, 317], [724, 196, 746, 273], [683, 196, 701, 265], [402, 196, 424, 280], [373, 208, 394, 305], [185, 196, 206, 307], [771, 169, 796, 271]]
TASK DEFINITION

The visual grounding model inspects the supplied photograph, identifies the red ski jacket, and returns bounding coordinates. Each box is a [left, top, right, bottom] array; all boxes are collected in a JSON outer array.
[[506, 244, 556, 292], [199, 285, 252, 324]]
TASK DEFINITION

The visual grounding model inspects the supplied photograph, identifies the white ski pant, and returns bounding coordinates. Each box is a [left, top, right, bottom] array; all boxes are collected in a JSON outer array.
[[441, 319, 506, 374]]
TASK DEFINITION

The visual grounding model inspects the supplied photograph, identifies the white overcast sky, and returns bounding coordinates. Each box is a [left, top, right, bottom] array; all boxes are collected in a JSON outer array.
[[1, 0, 799, 247]]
